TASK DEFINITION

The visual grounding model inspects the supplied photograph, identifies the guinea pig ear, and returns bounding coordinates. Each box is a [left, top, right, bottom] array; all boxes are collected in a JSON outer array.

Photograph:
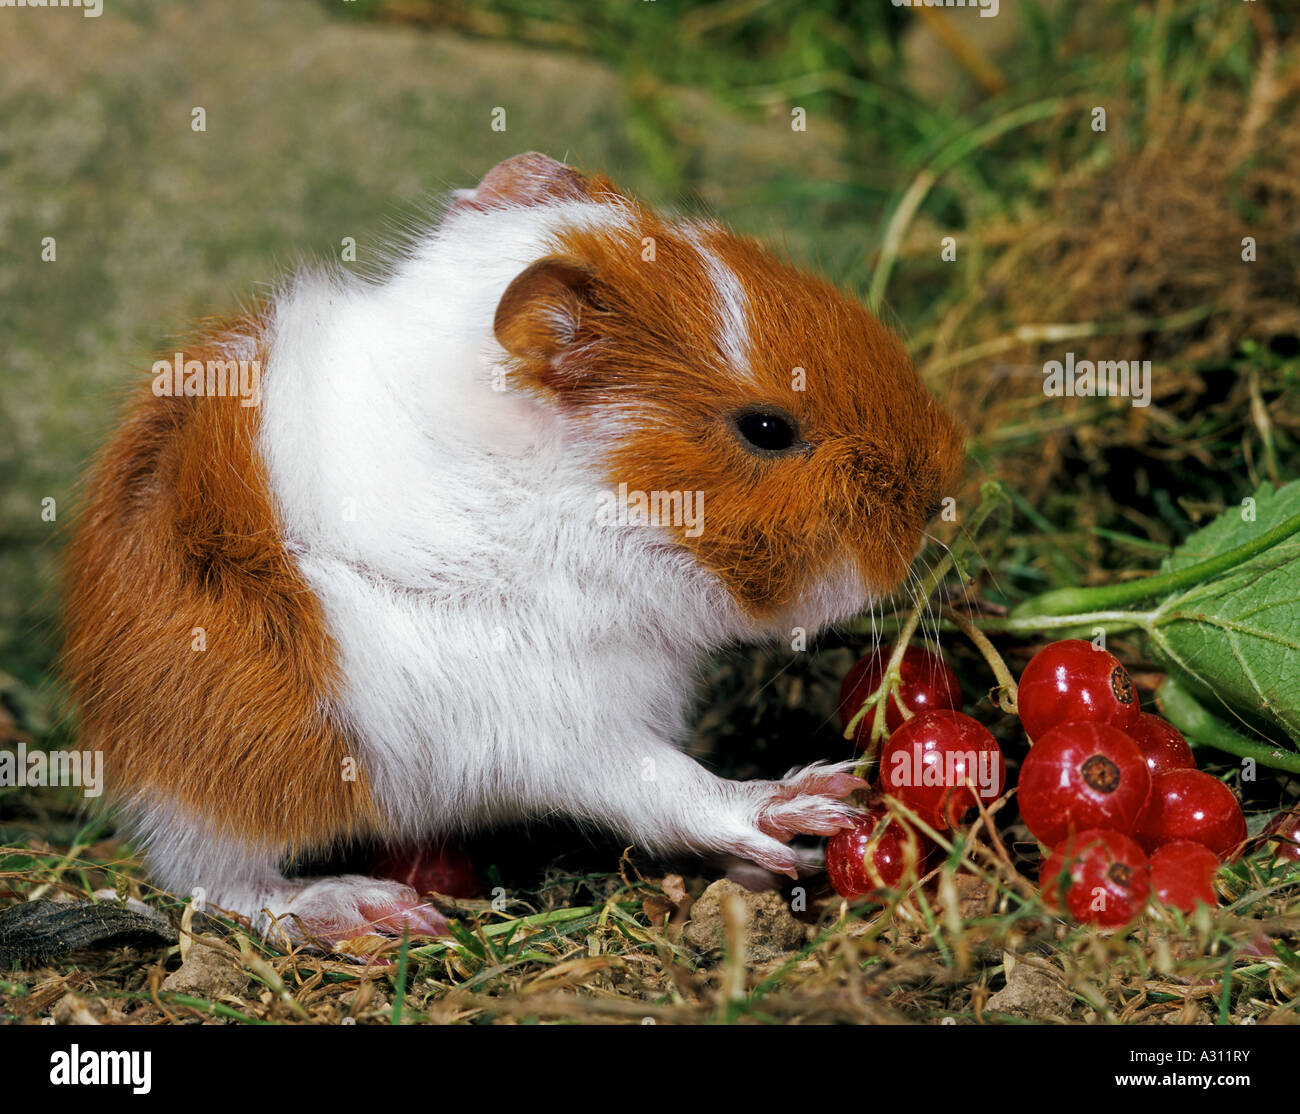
[[494, 256, 598, 370], [452, 152, 593, 213]]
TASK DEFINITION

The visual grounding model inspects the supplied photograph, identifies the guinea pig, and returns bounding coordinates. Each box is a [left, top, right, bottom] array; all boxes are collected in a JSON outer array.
[[62, 152, 964, 944]]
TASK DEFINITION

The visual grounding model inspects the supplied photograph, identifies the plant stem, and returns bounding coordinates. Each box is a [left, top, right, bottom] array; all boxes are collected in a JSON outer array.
[[1011, 509, 1300, 619], [408, 902, 639, 959], [844, 608, 1156, 641], [845, 482, 1011, 769], [846, 604, 925, 767], [390, 929, 410, 1025], [944, 607, 1018, 715], [1157, 674, 1300, 776], [965, 610, 1156, 636]]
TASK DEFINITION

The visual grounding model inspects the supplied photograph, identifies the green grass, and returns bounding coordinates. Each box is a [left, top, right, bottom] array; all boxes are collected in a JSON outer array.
[[2, 823, 1296, 1024]]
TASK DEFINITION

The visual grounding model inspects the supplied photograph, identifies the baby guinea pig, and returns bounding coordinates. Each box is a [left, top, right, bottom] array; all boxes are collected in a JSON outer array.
[[62, 152, 964, 943]]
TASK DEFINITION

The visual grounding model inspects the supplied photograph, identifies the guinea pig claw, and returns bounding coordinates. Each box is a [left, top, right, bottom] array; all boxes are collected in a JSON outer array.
[[819, 772, 871, 797], [728, 838, 802, 878], [358, 898, 450, 939], [775, 760, 869, 801]]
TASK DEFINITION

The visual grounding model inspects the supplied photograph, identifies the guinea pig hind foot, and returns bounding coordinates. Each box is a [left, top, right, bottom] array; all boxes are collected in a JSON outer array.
[[224, 874, 450, 948]]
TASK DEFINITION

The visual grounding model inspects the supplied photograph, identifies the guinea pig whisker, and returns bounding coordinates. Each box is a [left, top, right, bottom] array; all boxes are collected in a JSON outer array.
[[889, 536, 939, 652], [918, 530, 985, 622], [896, 536, 947, 657]]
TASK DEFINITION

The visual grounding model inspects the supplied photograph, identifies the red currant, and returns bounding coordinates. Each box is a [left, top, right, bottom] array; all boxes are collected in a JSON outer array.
[[1017, 721, 1151, 846], [1128, 712, 1196, 776], [826, 808, 929, 899], [1263, 808, 1300, 864], [1039, 829, 1149, 927], [1148, 840, 1220, 912], [370, 838, 480, 898], [1016, 639, 1139, 740], [879, 710, 1006, 830], [1135, 769, 1247, 859], [839, 645, 961, 745]]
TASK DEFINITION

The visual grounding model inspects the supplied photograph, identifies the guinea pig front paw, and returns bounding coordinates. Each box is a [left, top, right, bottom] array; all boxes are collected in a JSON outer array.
[[755, 760, 869, 842], [267, 875, 450, 947], [719, 761, 867, 877]]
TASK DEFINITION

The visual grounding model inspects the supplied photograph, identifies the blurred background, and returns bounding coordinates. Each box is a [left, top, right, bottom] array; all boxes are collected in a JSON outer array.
[[2, 0, 1298, 777]]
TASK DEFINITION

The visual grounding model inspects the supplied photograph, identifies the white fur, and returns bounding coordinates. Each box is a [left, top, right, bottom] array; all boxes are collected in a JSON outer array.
[[137, 192, 870, 939], [679, 220, 754, 381], [138, 804, 447, 941]]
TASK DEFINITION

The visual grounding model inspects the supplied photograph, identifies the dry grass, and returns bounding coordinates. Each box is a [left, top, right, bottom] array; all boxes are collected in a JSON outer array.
[[2, 802, 1297, 1025], [917, 9, 1300, 533]]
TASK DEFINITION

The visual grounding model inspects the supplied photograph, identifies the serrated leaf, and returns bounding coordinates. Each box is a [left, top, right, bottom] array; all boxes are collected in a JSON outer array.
[[1144, 480, 1300, 745], [1161, 482, 1300, 571]]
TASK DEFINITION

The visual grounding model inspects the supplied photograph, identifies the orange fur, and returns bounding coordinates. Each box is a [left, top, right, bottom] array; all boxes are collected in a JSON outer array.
[[60, 318, 377, 853], [498, 197, 965, 617]]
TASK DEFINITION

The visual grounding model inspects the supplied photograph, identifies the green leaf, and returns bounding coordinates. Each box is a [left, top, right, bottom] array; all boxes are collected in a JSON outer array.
[[445, 918, 486, 959], [1161, 482, 1300, 572], [1144, 481, 1300, 746]]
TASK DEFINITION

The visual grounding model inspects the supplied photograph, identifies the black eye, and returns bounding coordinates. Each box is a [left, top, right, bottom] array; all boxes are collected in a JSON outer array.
[[729, 409, 804, 457]]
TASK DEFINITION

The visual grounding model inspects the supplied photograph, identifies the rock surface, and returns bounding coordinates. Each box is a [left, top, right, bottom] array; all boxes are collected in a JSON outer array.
[[162, 938, 252, 998], [683, 878, 805, 964]]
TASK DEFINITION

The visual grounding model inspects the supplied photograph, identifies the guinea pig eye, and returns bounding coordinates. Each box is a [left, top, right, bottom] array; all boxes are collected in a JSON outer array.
[[728, 408, 804, 457]]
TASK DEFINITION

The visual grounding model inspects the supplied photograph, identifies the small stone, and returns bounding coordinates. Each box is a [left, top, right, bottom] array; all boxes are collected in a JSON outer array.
[[162, 939, 251, 998], [51, 995, 112, 1025], [986, 958, 1074, 1020], [682, 879, 804, 964]]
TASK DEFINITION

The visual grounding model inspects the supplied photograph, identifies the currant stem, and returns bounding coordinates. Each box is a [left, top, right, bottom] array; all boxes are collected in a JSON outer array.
[[960, 610, 1155, 636], [845, 604, 924, 771], [850, 610, 1155, 638], [845, 482, 1011, 775], [944, 607, 1019, 715]]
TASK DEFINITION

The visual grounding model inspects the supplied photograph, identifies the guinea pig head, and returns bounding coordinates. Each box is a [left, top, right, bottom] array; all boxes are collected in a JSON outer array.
[[489, 160, 965, 626]]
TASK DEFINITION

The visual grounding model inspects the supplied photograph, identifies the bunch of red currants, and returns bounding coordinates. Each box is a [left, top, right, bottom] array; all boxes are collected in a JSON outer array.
[[828, 638, 1251, 928]]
